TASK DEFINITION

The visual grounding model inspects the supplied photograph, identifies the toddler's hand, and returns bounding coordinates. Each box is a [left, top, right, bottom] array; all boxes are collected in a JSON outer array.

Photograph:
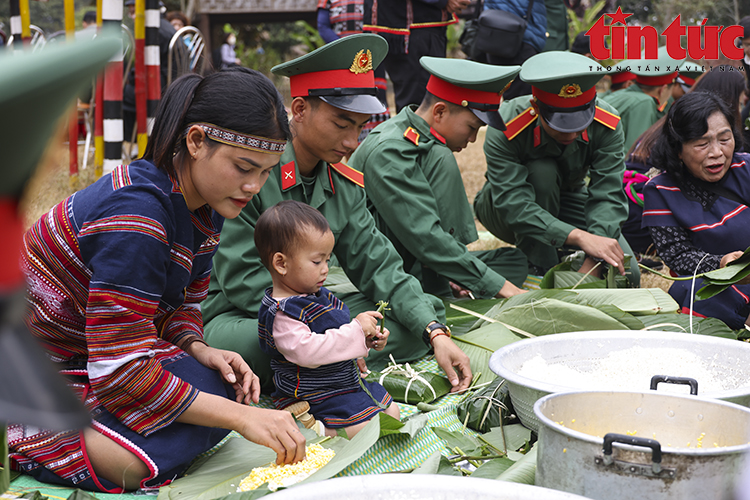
[[366, 327, 389, 351], [355, 310, 382, 338]]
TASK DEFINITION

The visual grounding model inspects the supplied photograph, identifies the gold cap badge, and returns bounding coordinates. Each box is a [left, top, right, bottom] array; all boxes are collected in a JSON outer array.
[[350, 49, 373, 74], [558, 83, 582, 99]]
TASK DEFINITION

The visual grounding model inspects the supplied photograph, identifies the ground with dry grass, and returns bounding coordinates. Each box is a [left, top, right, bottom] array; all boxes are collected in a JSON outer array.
[[21, 127, 671, 292]]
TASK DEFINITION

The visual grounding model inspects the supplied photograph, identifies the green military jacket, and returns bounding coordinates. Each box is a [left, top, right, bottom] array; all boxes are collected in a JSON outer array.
[[203, 140, 439, 342], [350, 106, 507, 298], [603, 84, 661, 153], [481, 95, 628, 249]]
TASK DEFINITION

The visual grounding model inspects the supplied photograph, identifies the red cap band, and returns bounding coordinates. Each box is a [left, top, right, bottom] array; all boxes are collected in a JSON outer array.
[[0, 198, 24, 292], [635, 72, 678, 86], [289, 69, 375, 97], [532, 85, 596, 108], [610, 71, 636, 84], [426, 76, 501, 108]]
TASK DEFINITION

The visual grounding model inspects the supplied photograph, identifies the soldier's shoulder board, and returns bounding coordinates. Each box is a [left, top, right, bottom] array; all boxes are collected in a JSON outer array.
[[594, 106, 621, 130], [503, 107, 538, 140], [403, 126, 420, 145], [329, 162, 364, 188]]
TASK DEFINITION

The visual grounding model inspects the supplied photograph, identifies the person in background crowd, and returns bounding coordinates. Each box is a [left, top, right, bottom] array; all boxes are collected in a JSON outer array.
[[350, 57, 528, 300], [474, 51, 639, 284], [166, 11, 189, 31], [642, 92, 750, 330], [603, 46, 685, 152], [12, 63, 307, 491], [202, 34, 472, 397], [479, 0, 546, 100], [220, 32, 241, 68], [363, 0, 470, 111], [317, 0, 390, 143], [671, 62, 704, 102], [75, 10, 98, 41]]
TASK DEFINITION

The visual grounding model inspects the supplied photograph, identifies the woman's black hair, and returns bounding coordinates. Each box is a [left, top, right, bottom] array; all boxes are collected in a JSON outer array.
[[143, 66, 290, 178], [650, 91, 740, 187], [690, 65, 747, 137]]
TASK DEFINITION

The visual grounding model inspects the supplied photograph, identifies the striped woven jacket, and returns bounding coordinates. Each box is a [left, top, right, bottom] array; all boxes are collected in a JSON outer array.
[[258, 287, 361, 403], [23, 159, 223, 436]]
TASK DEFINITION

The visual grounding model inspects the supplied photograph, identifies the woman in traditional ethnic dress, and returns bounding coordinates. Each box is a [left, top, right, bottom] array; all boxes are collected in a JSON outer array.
[[10, 68, 306, 493], [642, 92, 750, 329]]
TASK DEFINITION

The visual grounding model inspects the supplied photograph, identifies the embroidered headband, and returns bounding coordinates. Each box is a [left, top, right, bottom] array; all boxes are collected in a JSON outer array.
[[188, 123, 286, 155]]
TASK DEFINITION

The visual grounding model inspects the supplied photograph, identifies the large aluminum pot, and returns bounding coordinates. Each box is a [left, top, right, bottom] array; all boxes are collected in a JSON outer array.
[[266, 474, 594, 499], [534, 391, 750, 500], [489, 330, 750, 432]]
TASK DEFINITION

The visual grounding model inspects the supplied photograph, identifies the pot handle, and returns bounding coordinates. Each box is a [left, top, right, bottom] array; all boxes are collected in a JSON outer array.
[[602, 433, 662, 474], [650, 375, 698, 395]]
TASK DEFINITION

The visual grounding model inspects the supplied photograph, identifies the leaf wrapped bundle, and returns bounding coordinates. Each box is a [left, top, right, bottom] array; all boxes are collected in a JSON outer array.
[[456, 378, 514, 433], [365, 359, 452, 404]]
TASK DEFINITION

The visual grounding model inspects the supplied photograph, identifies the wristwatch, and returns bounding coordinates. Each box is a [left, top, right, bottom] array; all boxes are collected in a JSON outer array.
[[422, 322, 451, 345]]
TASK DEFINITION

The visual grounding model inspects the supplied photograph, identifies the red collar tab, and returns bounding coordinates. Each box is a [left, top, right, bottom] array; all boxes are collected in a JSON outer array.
[[503, 107, 538, 140], [430, 127, 446, 144], [582, 129, 589, 142], [0, 198, 24, 291], [403, 126, 420, 145], [329, 162, 364, 188], [281, 161, 297, 190], [289, 69, 375, 97], [532, 84, 596, 108], [593, 106, 621, 130], [610, 71, 636, 84], [533, 125, 541, 147], [426, 75, 502, 110], [635, 72, 678, 86]]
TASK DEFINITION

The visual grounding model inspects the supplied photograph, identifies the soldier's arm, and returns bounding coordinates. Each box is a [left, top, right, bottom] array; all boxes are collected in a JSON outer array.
[[364, 142, 508, 298]]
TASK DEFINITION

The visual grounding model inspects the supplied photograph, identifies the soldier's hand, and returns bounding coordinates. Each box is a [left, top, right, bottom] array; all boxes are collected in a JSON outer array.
[[567, 229, 625, 275], [446, 0, 472, 13]]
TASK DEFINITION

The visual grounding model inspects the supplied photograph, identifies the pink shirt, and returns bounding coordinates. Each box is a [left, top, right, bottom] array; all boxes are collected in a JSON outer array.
[[273, 310, 369, 368]]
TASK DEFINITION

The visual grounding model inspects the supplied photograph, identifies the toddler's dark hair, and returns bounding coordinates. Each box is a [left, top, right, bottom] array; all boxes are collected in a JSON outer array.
[[255, 200, 331, 268]]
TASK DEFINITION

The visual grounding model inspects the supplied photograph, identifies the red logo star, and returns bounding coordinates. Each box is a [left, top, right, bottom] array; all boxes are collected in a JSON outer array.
[[606, 6, 632, 25]]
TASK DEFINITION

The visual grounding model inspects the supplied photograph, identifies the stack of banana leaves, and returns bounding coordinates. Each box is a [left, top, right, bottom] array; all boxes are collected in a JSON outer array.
[[153, 266, 744, 500]]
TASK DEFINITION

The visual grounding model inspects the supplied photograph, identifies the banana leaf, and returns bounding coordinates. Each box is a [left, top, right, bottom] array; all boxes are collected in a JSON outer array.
[[158, 417, 381, 500], [444, 298, 504, 335], [571, 288, 679, 315], [452, 323, 524, 381], [481, 424, 532, 454], [470, 457, 516, 479], [456, 377, 513, 433], [412, 451, 462, 476], [552, 270, 602, 289], [638, 313, 738, 339], [365, 364, 452, 404], [432, 427, 484, 457], [491, 298, 630, 335], [596, 304, 645, 329], [496, 444, 537, 484]]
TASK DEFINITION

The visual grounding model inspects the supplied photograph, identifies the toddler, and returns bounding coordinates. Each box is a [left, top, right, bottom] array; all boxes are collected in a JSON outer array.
[[255, 200, 400, 438]]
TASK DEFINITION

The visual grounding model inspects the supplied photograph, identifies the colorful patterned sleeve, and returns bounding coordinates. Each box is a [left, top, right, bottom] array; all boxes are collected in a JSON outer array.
[[76, 188, 199, 436]]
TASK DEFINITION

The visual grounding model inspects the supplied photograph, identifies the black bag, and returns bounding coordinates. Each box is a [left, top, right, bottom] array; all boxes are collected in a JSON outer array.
[[458, 0, 483, 60], [474, 0, 534, 59]]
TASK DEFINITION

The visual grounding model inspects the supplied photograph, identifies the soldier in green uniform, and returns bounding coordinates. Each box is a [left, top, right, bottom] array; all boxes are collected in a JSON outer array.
[[349, 57, 528, 300], [672, 62, 704, 102], [603, 47, 685, 152], [202, 33, 471, 394], [473, 51, 639, 283]]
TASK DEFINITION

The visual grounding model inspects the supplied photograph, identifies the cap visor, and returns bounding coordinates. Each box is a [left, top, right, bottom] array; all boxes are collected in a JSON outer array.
[[320, 94, 387, 115], [471, 108, 505, 130], [538, 100, 596, 134]]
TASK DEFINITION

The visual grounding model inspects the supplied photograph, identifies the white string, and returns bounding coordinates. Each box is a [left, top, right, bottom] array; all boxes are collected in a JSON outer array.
[[689, 253, 711, 334], [379, 354, 437, 402]]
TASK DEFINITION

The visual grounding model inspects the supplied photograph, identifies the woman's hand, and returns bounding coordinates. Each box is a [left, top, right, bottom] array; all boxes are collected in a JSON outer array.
[[187, 342, 260, 405], [721, 250, 744, 268], [236, 406, 307, 465]]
